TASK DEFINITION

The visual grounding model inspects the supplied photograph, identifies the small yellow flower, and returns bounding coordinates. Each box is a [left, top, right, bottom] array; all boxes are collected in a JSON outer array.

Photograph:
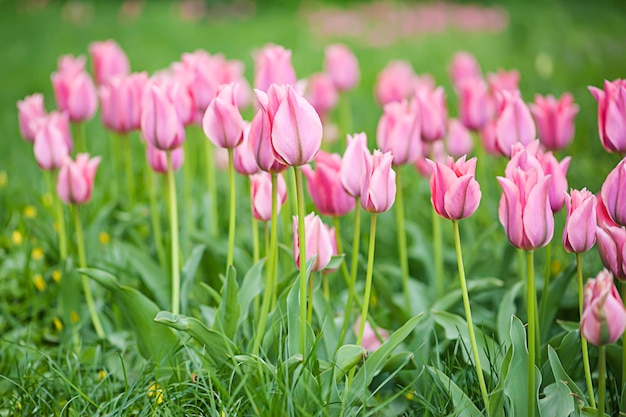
[[31, 247, 44, 261], [148, 383, 163, 404], [99, 232, 111, 245], [16, 401, 21, 411], [97, 370, 107, 381], [370, 293, 378, 307], [405, 391, 415, 401], [33, 274, 46, 291], [70, 311, 80, 323], [551, 259, 562, 276], [11, 230, 23, 246], [42, 192, 53, 208], [53, 317, 63, 331], [0, 170, 7, 188], [23, 206, 37, 219], [52, 270, 62, 283]]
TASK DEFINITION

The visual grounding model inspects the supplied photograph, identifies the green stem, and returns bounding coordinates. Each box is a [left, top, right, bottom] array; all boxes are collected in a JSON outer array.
[[395, 168, 411, 312], [73, 122, 87, 154], [121, 133, 135, 206], [453, 220, 490, 413], [356, 213, 377, 345], [252, 174, 279, 355], [204, 139, 219, 237], [183, 135, 194, 236], [338, 93, 353, 139], [149, 169, 167, 273], [295, 166, 308, 357], [308, 271, 314, 324], [597, 345, 606, 417], [337, 198, 361, 348], [167, 153, 181, 315], [73, 206, 105, 338], [226, 149, 236, 267], [526, 250, 536, 417], [539, 241, 551, 331], [252, 213, 260, 264], [433, 207, 444, 298], [577, 253, 596, 408], [45, 170, 67, 260], [333, 216, 352, 289]]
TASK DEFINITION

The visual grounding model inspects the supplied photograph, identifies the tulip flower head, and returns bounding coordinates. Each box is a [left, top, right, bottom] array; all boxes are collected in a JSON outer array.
[[17, 93, 47, 143], [494, 90, 536, 157], [250, 172, 287, 222], [340, 132, 369, 197], [449, 51, 482, 92], [34, 113, 72, 171], [292, 212, 334, 272], [580, 269, 626, 346], [416, 85, 447, 142], [361, 150, 396, 213], [445, 119, 474, 158], [89, 39, 131, 86], [589, 79, 626, 154], [324, 43, 360, 92], [376, 99, 422, 166], [51, 55, 98, 123], [600, 157, 626, 227], [458, 77, 491, 131], [141, 81, 185, 151], [353, 315, 389, 351], [254, 44, 297, 92], [374, 60, 417, 106], [596, 198, 626, 280], [233, 122, 260, 176], [429, 155, 481, 220], [202, 83, 244, 149], [100, 72, 148, 134], [56, 153, 100, 205], [146, 145, 184, 174], [306, 72, 339, 119], [303, 151, 355, 217], [563, 189, 597, 253], [529, 93, 578, 151]]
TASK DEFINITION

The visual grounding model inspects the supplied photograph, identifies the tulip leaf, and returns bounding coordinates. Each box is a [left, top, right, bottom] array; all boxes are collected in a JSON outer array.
[[324, 254, 345, 271], [332, 344, 367, 381], [427, 366, 483, 417], [497, 281, 523, 343], [540, 263, 576, 341], [538, 382, 576, 417], [180, 244, 206, 315], [237, 258, 265, 326], [546, 346, 586, 406], [80, 267, 178, 361], [489, 345, 512, 417], [213, 265, 240, 340], [432, 277, 504, 312]]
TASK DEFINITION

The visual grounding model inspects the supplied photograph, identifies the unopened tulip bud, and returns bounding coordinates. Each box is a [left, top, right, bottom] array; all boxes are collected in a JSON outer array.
[[17, 93, 47, 143], [89, 39, 131, 86], [530, 93, 578, 151], [429, 156, 481, 220], [303, 151, 355, 217], [202, 83, 244, 149], [589, 79, 626, 154], [324, 43, 360, 92], [563, 189, 597, 253], [361, 150, 396, 213], [254, 44, 296, 92], [293, 212, 334, 272], [56, 153, 100, 205], [250, 172, 287, 222], [146, 145, 184, 174], [581, 269, 626, 346], [600, 158, 626, 227], [376, 99, 421, 166], [341, 133, 369, 197]]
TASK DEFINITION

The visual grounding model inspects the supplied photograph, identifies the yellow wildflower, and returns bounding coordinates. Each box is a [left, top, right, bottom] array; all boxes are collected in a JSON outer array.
[[11, 230, 23, 246], [405, 391, 414, 401], [42, 193, 53, 208], [53, 317, 63, 331], [370, 293, 378, 307], [148, 383, 163, 404], [97, 370, 107, 381], [551, 259, 562, 276], [70, 311, 80, 323], [23, 206, 37, 218], [31, 247, 44, 261], [52, 270, 62, 283], [33, 274, 46, 291], [0, 170, 7, 188], [99, 232, 111, 245]]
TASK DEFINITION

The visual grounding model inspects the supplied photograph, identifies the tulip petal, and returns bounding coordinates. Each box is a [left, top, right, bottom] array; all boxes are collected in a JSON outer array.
[[523, 175, 554, 249], [497, 176, 524, 248]]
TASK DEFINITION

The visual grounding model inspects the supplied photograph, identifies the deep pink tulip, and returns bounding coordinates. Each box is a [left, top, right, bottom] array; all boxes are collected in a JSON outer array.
[[416, 86, 447, 142], [250, 171, 287, 222], [428, 155, 481, 220], [33, 114, 72, 171], [17, 93, 47, 143], [293, 212, 334, 272], [146, 145, 184, 174], [563, 189, 597, 253], [303, 151, 355, 217], [324, 43, 360, 92], [589, 79, 626, 154], [458, 77, 491, 131], [234, 122, 260, 176], [89, 39, 131, 86], [374, 60, 416, 106], [530, 93, 578, 151], [596, 198, 626, 280], [376, 99, 421, 166], [306, 72, 339, 118], [100, 72, 148, 134], [51, 60, 98, 123], [340, 132, 369, 197], [361, 150, 396, 213], [494, 90, 536, 156], [253, 44, 297, 92], [445, 119, 474, 158], [449, 51, 482, 92], [581, 269, 626, 346], [202, 83, 244, 149], [141, 82, 185, 151], [601, 158, 626, 227], [56, 153, 100, 205], [354, 315, 389, 351]]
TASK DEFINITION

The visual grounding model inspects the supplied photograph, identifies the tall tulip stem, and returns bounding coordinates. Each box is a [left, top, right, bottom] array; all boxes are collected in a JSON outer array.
[[204, 139, 219, 237], [526, 250, 537, 417], [294, 166, 308, 356], [395, 169, 411, 312], [73, 206, 105, 339], [539, 241, 552, 334], [453, 220, 490, 413], [148, 168, 167, 272], [45, 170, 67, 261], [433, 207, 444, 297], [121, 133, 135, 206], [337, 199, 361, 348], [577, 253, 596, 408], [167, 153, 181, 315], [73, 122, 87, 154], [597, 345, 606, 417], [356, 213, 377, 345], [226, 149, 236, 267]]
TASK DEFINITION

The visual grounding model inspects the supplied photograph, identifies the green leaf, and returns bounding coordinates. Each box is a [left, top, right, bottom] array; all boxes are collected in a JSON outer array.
[[540, 263, 576, 341], [427, 366, 483, 417], [324, 254, 345, 271], [547, 346, 587, 406], [213, 265, 240, 340], [80, 267, 178, 361], [497, 281, 523, 344], [237, 259, 265, 326], [180, 245, 206, 315], [538, 382, 576, 417], [489, 346, 512, 417], [432, 277, 504, 312], [333, 344, 367, 381]]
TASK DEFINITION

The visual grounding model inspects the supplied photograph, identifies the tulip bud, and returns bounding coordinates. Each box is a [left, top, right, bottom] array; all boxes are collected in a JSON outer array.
[[141, 82, 185, 151], [254, 44, 296, 92], [17, 93, 47, 143], [376, 99, 422, 166], [596, 198, 626, 280], [429, 156, 481, 220], [293, 212, 334, 272], [100, 72, 148, 134], [56, 153, 100, 205], [563, 189, 597, 253], [354, 315, 389, 352], [458, 77, 491, 131], [249, 109, 288, 174], [89, 39, 131, 86], [340, 132, 369, 197], [306, 72, 339, 118], [529, 93, 578, 151], [416, 86, 447, 142], [324, 43, 360, 92], [494, 90, 535, 157], [361, 150, 396, 213], [580, 269, 626, 346], [51, 65, 98, 123], [202, 83, 244, 149], [589, 79, 626, 154], [234, 122, 260, 176], [487, 69, 520, 94], [303, 151, 355, 217], [146, 145, 184, 174], [445, 119, 474, 158], [34, 114, 72, 171], [449, 51, 482, 92], [374, 60, 416, 106], [250, 172, 287, 222], [600, 158, 626, 227]]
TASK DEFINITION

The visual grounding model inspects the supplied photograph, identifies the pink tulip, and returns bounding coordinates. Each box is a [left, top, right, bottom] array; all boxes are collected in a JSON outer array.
[[581, 269, 626, 346], [100, 72, 148, 134], [33, 114, 72, 171], [324, 43, 360, 92], [249, 108, 288, 174], [152, 70, 196, 126], [17, 93, 47, 143], [429, 155, 481, 220], [479, 119, 500, 156], [57, 54, 86, 76], [293, 212, 334, 272], [539, 151, 570, 213], [415, 140, 446, 178], [458, 77, 491, 131], [416, 86, 447, 142], [51, 58, 98, 123], [449, 51, 482, 92], [56, 153, 100, 205], [374, 60, 416, 106], [253, 44, 296, 92], [600, 158, 626, 227], [445, 119, 474, 158], [596, 199, 626, 280], [250, 172, 287, 222], [529, 93, 578, 151], [306, 72, 339, 118], [487, 69, 520, 93], [234, 122, 260, 176], [178, 50, 221, 116], [202, 83, 244, 149], [340, 132, 369, 197], [563, 189, 597, 253], [88, 39, 131, 86], [589, 79, 626, 154], [146, 145, 184, 174], [494, 90, 536, 156], [354, 316, 389, 351], [361, 150, 396, 213], [303, 151, 355, 217], [141, 82, 185, 151], [376, 99, 422, 165]]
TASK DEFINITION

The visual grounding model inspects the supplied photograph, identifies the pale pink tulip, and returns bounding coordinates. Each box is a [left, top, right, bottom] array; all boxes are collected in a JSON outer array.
[[376, 99, 421, 165], [99, 72, 148, 133], [340, 132, 369, 197], [449, 51, 482, 91], [374, 60, 416, 106], [202, 83, 244, 149], [234, 122, 260, 176], [293, 212, 334, 272], [51, 57, 98, 123], [600, 157, 626, 227], [303, 151, 355, 217], [589, 79, 626, 154], [250, 172, 287, 222], [429, 156, 481, 220], [445, 119, 474, 158], [89, 39, 130, 86], [361, 150, 396, 213], [146, 145, 184, 174], [254, 44, 296, 92], [324, 43, 360, 92], [530, 93, 578, 151], [17, 93, 47, 143], [581, 269, 626, 346], [563, 189, 597, 253], [33, 115, 72, 170], [458, 77, 491, 131], [141, 82, 185, 151], [596, 198, 626, 280], [56, 153, 100, 205], [416, 86, 447, 142], [306, 72, 339, 118], [494, 90, 535, 156]]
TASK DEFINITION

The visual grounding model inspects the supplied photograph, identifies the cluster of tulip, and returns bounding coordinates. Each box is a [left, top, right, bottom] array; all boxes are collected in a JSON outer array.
[[15, 37, 626, 415]]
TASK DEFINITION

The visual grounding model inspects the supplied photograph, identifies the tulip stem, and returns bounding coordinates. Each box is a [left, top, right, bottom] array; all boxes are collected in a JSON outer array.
[[226, 149, 236, 267], [148, 169, 167, 273], [252, 213, 260, 264], [45, 170, 68, 261], [308, 272, 314, 324], [333, 216, 351, 289], [539, 241, 551, 336], [395, 169, 411, 313], [204, 139, 219, 237], [433, 206, 444, 298], [121, 133, 135, 206], [576, 253, 596, 408], [526, 250, 537, 417], [183, 135, 194, 237], [597, 345, 606, 417], [295, 166, 308, 357], [356, 213, 377, 345], [73, 206, 105, 339], [337, 199, 361, 349], [167, 153, 181, 315], [73, 122, 87, 154], [252, 173, 279, 356], [453, 220, 490, 413]]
